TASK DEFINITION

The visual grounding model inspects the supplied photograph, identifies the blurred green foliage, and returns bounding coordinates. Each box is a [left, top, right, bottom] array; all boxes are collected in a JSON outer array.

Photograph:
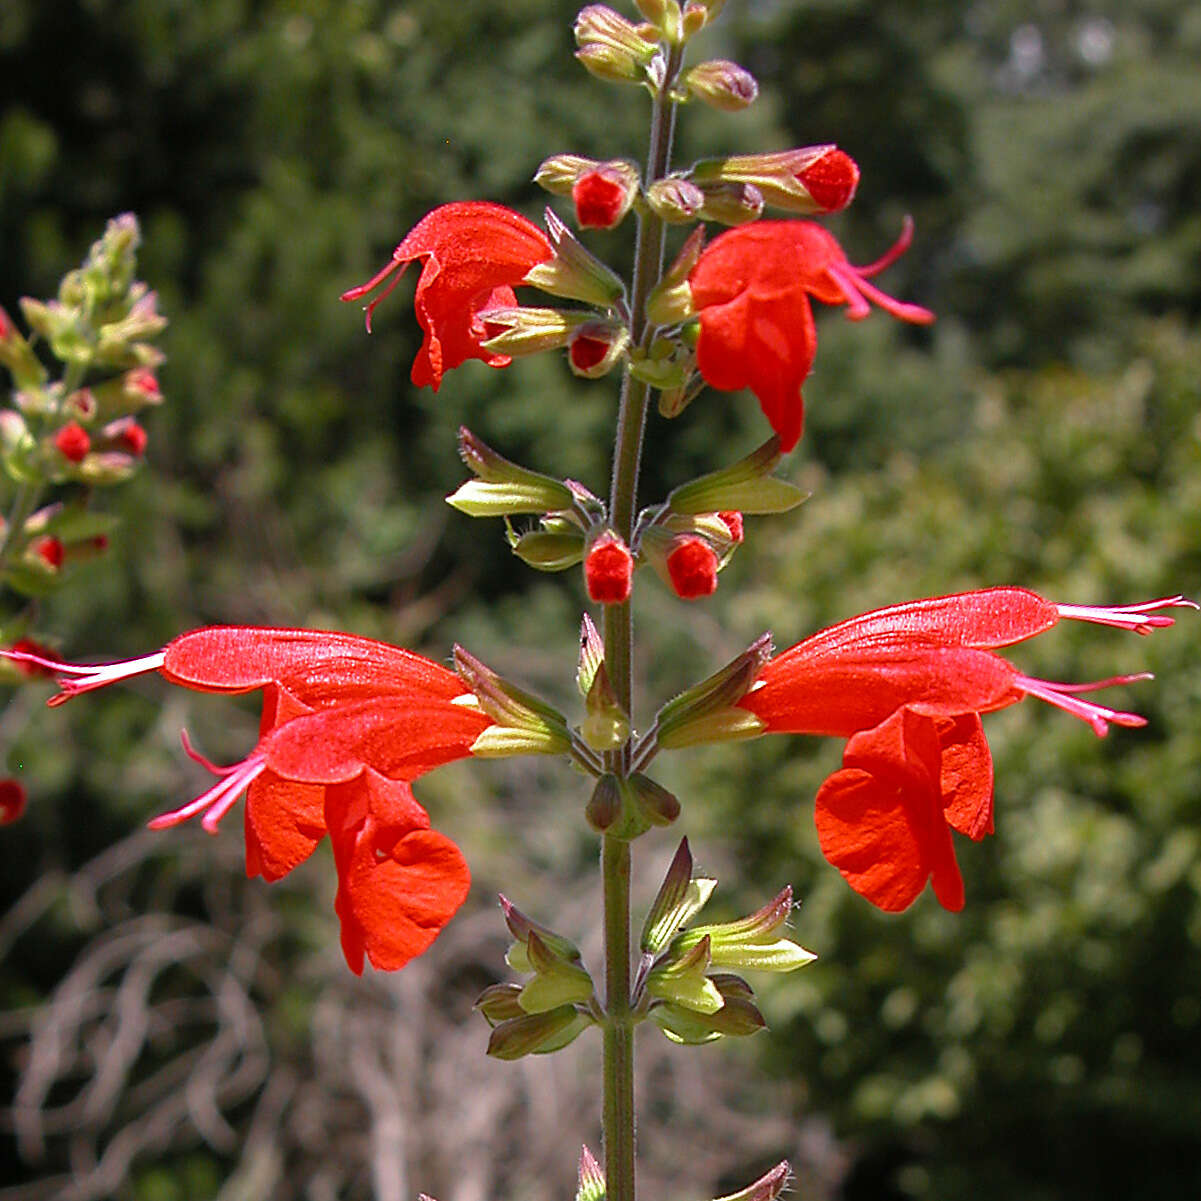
[[1, 1, 1199, 1199]]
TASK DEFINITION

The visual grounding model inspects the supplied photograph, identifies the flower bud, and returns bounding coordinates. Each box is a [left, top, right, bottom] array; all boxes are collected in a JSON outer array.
[[584, 531, 634, 604], [680, 60, 758, 111], [0, 779, 26, 826], [581, 658, 630, 752], [474, 982, 527, 1025], [692, 144, 860, 215], [575, 5, 660, 65], [640, 838, 718, 954], [535, 153, 603, 196], [524, 209, 626, 308], [682, 0, 727, 31], [666, 536, 718, 599], [644, 177, 705, 224], [568, 323, 629, 379], [650, 973, 766, 1043], [518, 931, 596, 1013], [573, 162, 640, 229], [486, 1005, 592, 1059], [646, 933, 723, 1013], [53, 421, 91, 464], [509, 528, 586, 572], [0, 306, 48, 390], [102, 417, 148, 457], [76, 452, 137, 486], [31, 535, 64, 570], [696, 181, 764, 227], [712, 1162, 791, 1201], [575, 43, 643, 84], [576, 1146, 606, 1201], [449, 428, 576, 518], [667, 436, 808, 515], [454, 645, 571, 754], [627, 337, 692, 390], [585, 773, 624, 833]]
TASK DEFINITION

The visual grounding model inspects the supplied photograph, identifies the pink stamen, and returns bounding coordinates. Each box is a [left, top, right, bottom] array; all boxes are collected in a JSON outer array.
[[1015, 672, 1151, 737], [1056, 595, 1198, 635], [147, 740, 266, 833], [0, 650, 166, 707], [854, 216, 914, 278], [841, 267, 935, 324], [340, 257, 411, 333], [825, 263, 872, 321]]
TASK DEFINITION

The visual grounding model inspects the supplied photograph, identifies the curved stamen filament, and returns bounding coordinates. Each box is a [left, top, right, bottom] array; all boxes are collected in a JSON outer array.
[[854, 215, 914, 278], [0, 650, 166, 707], [1015, 672, 1151, 737], [1056, 595, 1198, 635], [148, 741, 266, 833]]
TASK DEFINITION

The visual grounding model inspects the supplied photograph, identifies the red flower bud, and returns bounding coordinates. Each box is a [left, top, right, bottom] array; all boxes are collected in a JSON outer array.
[[106, 417, 148, 456], [795, 148, 860, 213], [33, 536, 64, 569], [570, 335, 611, 373], [666, 537, 718, 600], [127, 368, 162, 400], [585, 532, 634, 604], [54, 421, 91, 463], [0, 779, 26, 825], [573, 169, 632, 229]]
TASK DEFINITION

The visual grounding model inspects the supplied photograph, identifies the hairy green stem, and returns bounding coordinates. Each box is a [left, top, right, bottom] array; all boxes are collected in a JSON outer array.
[[600, 44, 682, 1201]]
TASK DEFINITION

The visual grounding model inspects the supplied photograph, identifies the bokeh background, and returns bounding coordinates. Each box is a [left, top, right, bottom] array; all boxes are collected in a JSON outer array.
[[2, 1, 1200, 1198]]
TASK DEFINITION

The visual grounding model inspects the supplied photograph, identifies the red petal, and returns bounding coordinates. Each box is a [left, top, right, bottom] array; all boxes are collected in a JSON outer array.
[[816, 710, 964, 912], [243, 771, 327, 882], [264, 697, 491, 784], [163, 628, 468, 706], [937, 713, 994, 840], [326, 773, 469, 974]]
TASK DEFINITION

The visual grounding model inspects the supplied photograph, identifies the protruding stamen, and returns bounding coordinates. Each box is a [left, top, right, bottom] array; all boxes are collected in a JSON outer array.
[[1056, 595, 1198, 635], [1015, 672, 1150, 737], [0, 649, 166, 707], [148, 744, 266, 833], [855, 215, 914, 278], [339, 257, 410, 333]]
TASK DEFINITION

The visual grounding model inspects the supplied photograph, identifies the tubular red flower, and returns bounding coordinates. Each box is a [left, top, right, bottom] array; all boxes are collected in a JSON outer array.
[[340, 202, 553, 390], [689, 219, 934, 452], [573, 170, 629, 229], [738, 588, 1193, 911], [5, 627, 494, 973]]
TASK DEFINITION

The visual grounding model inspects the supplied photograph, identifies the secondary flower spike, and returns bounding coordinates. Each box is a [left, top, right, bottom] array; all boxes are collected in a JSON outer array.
[[689, 218, 934, 451], [5, 628, 495, 973], [341, 202, 553, 390], [735, 588, 1194, 911]]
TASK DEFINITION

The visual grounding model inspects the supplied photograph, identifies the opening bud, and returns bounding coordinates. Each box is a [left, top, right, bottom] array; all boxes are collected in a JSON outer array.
[[667, 536, 717, 599], [667, 436, 809, 515], [573, 162, 640, 229], [670, 886, 816, 973], [656, 633, 773, 749], [53, 421, 91, 464], [680, 60, 759, 111], [644, 177, 706, 224], [524, 209, 626, 308], [535, 153, 604, 196], [486, 1005, 592, 1059], [480, 305, 593, 358], [568, 323, 630, 379], [574, 6, 659, 83], [692, 144, 860, 215]]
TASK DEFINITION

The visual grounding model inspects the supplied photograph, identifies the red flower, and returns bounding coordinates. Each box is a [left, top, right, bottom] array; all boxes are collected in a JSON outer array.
[[54, 421, 91, 463], [738, 588, 1194, 911], [585, 532, 634, 604], [341, 202, 553, 390], [33, 537, 64, 569], [689, 219, 934, 452], [7, 628, 494, 973]]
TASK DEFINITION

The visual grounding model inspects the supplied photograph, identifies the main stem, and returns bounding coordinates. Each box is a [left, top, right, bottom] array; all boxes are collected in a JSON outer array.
[[600, 47, 681, 1201]]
